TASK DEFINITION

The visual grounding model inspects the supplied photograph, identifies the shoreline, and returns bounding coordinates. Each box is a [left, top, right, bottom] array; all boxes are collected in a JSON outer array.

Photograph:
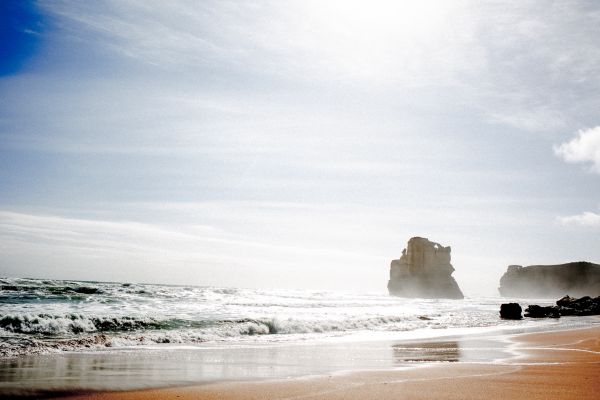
[[47, 324, 600, 400]]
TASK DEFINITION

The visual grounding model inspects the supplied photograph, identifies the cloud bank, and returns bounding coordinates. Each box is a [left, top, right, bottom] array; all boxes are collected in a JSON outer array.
[[554, 127, 600, 173], [557, 211, 600, 228]]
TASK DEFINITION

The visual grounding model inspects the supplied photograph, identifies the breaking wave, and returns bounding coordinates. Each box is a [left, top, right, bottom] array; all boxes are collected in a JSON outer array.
[[0, 312, 412, 337], [0, 313, 166, 335]]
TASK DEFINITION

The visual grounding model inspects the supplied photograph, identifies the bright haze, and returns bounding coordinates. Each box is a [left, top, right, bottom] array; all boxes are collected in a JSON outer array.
[[1, 1, 599, 296]]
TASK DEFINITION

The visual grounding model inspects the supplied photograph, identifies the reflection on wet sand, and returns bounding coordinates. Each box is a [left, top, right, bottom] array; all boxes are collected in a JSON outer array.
[[392, 341, 460, 363], [392, 337, 509, 364]]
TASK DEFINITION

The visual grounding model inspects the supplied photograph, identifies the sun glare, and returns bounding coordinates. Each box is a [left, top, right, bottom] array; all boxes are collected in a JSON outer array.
[[308, 0, 451, 37], [298, 0, 456, 81]]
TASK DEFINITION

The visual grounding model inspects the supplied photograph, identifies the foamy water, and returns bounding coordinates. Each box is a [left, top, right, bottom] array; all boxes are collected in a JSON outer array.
[[0, 277, 585, 358]]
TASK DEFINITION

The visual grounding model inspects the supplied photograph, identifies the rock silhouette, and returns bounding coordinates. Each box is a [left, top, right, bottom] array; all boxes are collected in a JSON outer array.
[[556, 295, 600, 316], [524, 304, 561, 318], [498, 262, 600, 298], [498, 296, 600, 319], [500, 303, 522, 319], [388, 237, 463, 299]]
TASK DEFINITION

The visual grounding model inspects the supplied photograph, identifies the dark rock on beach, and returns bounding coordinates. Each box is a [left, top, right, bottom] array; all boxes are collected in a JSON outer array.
[[388, 237, 464, 299], [500, 303, 522, 319], [498, 262, 600, 298], [555, 295, 600, 316], [524, 305, 560, 318]]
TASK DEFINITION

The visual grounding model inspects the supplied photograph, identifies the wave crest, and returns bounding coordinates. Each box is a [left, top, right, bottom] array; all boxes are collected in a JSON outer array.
[[0, 313, 164, 335]]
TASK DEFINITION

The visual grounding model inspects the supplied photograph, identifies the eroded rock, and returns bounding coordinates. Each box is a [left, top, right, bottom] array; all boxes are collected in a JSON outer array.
[[388, 237, 464, 299], [498, 262, 600, 298]]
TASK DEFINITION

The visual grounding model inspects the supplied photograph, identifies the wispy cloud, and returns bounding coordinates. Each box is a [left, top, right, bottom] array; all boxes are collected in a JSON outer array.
[[36, 0, 600, 137], [557, 211, 600, 227], [0, 210, 372, 262], [39, 0, 476, 85], [554, 127, 600, 173], [487, 106, 566, 133]]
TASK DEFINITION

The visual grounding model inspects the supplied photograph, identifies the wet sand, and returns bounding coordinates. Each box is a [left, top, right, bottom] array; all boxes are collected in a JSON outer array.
[[56, 326, 600, 400]]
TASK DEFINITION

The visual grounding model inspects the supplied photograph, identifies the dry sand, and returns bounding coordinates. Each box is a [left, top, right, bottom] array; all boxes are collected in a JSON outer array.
[[57, 326, 600, 400]]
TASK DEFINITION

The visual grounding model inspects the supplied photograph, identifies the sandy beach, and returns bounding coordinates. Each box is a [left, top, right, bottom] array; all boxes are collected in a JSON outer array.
[[53, 325, 600, 400]]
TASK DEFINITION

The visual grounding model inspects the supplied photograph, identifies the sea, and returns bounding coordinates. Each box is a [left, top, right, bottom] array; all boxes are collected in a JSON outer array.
[[0, 277, 597, 396]]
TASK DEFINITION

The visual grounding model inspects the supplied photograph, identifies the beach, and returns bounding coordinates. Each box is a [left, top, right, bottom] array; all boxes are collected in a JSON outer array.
[[2, 279, 599, 399], [50, 325, 600, 400]]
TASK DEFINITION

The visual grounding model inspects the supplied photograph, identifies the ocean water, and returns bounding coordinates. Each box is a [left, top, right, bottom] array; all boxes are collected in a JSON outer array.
[[0, 277, 586, 358], [1, 277, 598, 395]]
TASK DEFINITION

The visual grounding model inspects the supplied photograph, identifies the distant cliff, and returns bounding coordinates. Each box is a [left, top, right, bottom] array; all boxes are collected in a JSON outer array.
[[498, 262, 600, 298], [388, 237, 464, 299]]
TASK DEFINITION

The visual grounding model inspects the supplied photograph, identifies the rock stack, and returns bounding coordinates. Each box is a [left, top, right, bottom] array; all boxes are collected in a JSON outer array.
[[388, 237, 464, 299]]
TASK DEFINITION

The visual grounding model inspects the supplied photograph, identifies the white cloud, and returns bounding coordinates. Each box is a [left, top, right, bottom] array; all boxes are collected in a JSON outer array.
[[557, 211, 600, 227], [554, 127, 600, 173]]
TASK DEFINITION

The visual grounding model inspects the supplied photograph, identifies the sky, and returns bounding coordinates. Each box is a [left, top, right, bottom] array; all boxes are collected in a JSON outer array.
[[1, 0, 599, 296]]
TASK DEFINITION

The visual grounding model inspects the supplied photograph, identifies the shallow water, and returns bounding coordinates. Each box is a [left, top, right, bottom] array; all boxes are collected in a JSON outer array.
[[0, 334, 513, 396]]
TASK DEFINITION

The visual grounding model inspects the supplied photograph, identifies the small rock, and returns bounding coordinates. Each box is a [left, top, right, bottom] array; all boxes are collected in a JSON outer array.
[[524, 305, 560, 318], [500, 303, 522, 319]]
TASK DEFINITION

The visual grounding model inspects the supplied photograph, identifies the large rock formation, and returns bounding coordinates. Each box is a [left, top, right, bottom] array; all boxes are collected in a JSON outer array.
[[387, 237, 464, 299], [498, 262, 600, 298]]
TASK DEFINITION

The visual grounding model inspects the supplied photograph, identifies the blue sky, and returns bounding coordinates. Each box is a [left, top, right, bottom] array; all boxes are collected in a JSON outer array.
[[1, 0, 599, 295], [0, 1, 44, 76]]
